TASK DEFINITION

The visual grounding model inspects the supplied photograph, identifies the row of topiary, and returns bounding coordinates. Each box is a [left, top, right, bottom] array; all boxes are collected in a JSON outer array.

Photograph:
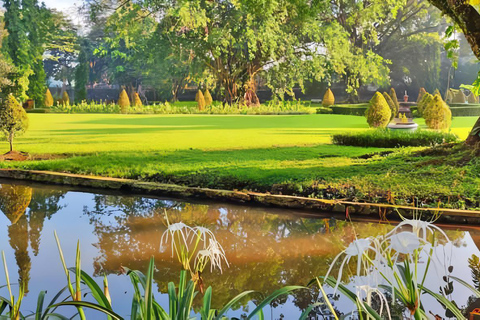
[[366, 89, 451, 130], [417, 90, 452, 130], [195, 89, 213, 110], [45, 89, 70, 107], [44, 88, 143, 113], [365, 89, 400, 128]]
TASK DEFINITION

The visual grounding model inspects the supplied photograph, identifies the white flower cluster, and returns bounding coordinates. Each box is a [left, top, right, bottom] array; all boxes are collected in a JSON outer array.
[[160, 222, 229, 274], [324, 218, 451, 319]]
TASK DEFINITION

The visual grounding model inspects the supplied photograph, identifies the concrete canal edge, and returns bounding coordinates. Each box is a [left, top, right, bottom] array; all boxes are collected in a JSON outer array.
[[0, 168, 479, 224]]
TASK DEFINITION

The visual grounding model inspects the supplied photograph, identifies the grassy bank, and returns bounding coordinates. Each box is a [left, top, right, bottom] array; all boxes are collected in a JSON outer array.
[[0, 114, 479, 209]]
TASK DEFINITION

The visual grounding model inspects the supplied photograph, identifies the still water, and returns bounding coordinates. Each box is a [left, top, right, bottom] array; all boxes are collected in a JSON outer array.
[[0, 180, 478, 319]]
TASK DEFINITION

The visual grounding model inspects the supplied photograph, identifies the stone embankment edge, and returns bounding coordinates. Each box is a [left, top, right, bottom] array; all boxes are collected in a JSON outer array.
[[0, 169, 478, 224]]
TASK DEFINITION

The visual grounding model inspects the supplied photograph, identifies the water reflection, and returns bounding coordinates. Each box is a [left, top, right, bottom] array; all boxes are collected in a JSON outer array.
[[0, 182, 476, 317], [0, 184, 65, 293]]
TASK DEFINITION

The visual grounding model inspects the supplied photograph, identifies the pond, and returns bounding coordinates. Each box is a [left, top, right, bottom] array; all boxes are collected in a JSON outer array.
[[0, 180, 478, 319]]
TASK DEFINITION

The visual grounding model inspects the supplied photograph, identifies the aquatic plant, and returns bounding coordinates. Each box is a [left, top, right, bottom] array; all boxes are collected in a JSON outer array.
[[319, 217, 466, 319]]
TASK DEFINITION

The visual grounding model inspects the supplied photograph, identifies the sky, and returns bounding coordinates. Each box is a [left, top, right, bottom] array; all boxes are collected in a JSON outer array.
[[42, 0, 79, 12]]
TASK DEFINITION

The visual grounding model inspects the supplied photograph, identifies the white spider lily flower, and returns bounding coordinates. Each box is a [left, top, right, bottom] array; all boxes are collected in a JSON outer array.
[[325, 238, 372, 293], [355, 285, 392, 320], [388, 231, 422, 254], [195, 239, 229, 273], [193, 226, 217, 247], [160, 222, 195, 256], [387, 219, 449, 243]]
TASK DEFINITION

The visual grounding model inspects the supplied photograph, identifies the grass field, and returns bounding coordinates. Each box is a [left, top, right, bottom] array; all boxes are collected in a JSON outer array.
[[1, 114, 479, 207]]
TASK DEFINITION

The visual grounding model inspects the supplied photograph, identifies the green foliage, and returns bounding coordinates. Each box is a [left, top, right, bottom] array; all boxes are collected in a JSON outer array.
[[322, 88, 335, 107], [423, 94, 452, 130], [118, 89, 130, 114], [50, 100, 315, 115], [389, 88, 400, 113], [469, 254, 480, 291], [74, 41, 89, 103], [61, 91, 70, 106], [316, 106, 333, 114], [332, 129, 458, 147], [366, 92, 391, 128], [0, 94, 28, 151], [330, 104, 369, 116], [44, 89, 53, 108], [382, 92, 397, 120], [418, 92, 433, 116], [197, 90, 205, 110], [204, 89, 213, 107]]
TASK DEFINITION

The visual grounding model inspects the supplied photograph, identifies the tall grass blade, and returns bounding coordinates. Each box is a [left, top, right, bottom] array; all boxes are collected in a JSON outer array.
[[246, 286, 304, 320], [35, 291, 45, 320], [419, 285, 465, 319], [144, 257, 155, 320], [215, 290, 255, 320], [51, 301, 123, 320]]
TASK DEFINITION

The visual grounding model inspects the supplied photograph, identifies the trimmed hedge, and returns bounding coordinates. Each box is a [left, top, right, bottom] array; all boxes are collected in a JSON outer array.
[[450, 107, 480, 117], [330, 103, 368, 116], [332, 129, 458, 148]]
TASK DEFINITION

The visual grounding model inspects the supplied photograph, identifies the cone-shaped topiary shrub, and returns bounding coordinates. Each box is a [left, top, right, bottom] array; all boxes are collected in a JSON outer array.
[[366, 92, 391, 128], [0, 94, 29, 152], [197, 90, 205, 110], [467, 92, 479, 104], [195, 90, 199, 102], [44, 89, 54, 108], [417, 87, 426, 103], [423, 94, 452, 130], [445, 89, 454, 103], [204, 89, 213, 106], [433, 88, 441, 96], [383, 92, 396, 120], [452, 90, 466, 103], [62, 91, 70, 105], [389, 88, 400, 113], [322, 88, 335, 107], [417, 92, 433, 116], [134, 92, 142, 107], [118, 89, 130, 114]]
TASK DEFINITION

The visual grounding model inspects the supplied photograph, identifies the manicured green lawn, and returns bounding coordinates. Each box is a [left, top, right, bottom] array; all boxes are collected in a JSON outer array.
[[1, 113, 479, 207]]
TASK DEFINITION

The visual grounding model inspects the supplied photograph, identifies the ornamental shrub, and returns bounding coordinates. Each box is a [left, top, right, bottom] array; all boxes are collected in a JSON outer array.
[[118, 89, 130, 114], [423, 94, 452, 130], [322, 88, 335, 107], [365, 92, 391, 128], [332, 129, 457, 148], [467, 92, 479, 104], [417, 92, 433, 116], [195, 90, 199, 102], [452, 90, 466, 103], [389, 88, 400, 112], [62, 91, 70, 105], [0, 94, 29, 151], [204, 89, 213, 106], [197, 90, 205, 110], [383, 92, 397, 120], [134, 92, 142, 107], [445, 89, 454, 103], [417, 87, 426, 103], [44, 89, 54, 108]]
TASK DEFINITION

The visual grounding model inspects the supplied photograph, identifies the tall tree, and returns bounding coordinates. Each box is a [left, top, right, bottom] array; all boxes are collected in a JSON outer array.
[[427, 0, 480, 145], [23, 0, 47, 106], [74, 39, 90, 102], [3, 0, 32, 101]]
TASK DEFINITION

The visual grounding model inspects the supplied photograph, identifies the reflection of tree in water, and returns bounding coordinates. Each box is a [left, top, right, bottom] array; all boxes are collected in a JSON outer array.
[[0, 184, 66, 294], [86, 197, 414, 313]]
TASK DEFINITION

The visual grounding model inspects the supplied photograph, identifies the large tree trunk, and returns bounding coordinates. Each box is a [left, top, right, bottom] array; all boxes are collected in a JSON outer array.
[[428, 0, 480, 145]]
